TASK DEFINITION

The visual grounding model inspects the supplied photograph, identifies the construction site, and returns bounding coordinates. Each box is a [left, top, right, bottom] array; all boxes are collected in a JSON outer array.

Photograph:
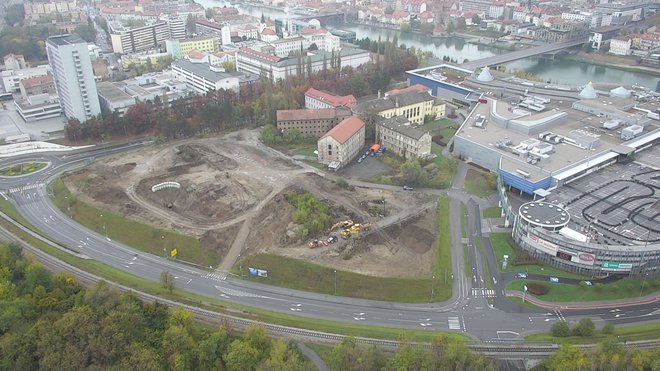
[[60, 130, 440, 278]]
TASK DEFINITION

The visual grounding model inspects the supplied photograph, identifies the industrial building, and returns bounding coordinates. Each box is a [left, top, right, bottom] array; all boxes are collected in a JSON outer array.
[[317, 116, 366, 170]]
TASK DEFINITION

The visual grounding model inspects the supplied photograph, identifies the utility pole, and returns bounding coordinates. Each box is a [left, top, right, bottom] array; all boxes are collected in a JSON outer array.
[[431, 275, 435, 299], [334, 270, 337, 295]]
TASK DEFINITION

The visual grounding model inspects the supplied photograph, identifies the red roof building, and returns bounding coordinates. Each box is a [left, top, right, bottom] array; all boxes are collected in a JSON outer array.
[[317, 115, 366, 169], [304, 87, 357, 109]]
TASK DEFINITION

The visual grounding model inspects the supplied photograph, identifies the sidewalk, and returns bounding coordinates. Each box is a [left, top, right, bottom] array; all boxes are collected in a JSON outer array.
[[506, 290, 660, 310], [0, 141, 93, 158]]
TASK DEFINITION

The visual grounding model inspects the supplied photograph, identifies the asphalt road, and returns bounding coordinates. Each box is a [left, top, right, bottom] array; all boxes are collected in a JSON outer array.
[[0, 143, 658, 342]]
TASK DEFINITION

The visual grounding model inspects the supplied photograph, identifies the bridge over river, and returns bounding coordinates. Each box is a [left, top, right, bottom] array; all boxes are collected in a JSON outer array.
[[461, 36, 589, 71]]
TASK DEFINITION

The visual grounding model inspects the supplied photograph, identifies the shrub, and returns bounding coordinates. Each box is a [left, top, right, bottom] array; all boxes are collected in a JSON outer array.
[[595, 282, 605, 291], [526, 282, 549, 295], [572, 318, 595, 337], [336, 178, 349, 189], [551, 321, 571, 337], [601, 322, 615, 335], [579, 281, 587, 289]]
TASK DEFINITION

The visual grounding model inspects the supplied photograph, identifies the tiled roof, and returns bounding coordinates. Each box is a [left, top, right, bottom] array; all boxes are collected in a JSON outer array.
[[187, 50, 205, 59], [262, 28, 276, 35], [321, 115, 365, 144], [277, 108, 339, 121], [377, 116, 428, 140], [386, 84, 429, 96], [305, 87, 357, 108], [20, 74, 53, 88], [238, 47, 281, 63]]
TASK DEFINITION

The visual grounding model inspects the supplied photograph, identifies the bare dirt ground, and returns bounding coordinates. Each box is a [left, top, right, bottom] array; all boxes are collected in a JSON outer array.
[[62, 129, 439, 278]]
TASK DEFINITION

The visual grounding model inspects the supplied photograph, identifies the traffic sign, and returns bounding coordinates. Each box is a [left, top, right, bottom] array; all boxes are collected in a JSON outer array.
[[170, 248, 178, 257]]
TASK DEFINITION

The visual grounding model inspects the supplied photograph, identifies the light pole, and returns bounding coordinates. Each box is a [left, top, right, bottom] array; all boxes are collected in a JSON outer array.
[[523, 285, 528, 303], [431, 275, 435, 299], [65, 196, 71, 218], [334, 270, 337, 295], [100, 214, 107, 239], [639, 273, 648, 297]]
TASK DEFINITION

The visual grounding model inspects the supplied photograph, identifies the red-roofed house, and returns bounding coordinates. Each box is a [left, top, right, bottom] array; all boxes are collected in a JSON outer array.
[[305, 87, 357, 109], [276, 107, 352, 138], [317, 115, 366, 170], [19, 74, 55, 99], [419, 11, 434, 23], [386, 83, 431, 96]]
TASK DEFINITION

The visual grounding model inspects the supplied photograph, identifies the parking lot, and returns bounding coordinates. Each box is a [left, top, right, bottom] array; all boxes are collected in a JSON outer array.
[[338, 147, 393, 180]]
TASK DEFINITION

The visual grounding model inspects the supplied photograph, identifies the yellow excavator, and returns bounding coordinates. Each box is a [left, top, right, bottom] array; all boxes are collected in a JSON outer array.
[[330, 220, 353, 231]]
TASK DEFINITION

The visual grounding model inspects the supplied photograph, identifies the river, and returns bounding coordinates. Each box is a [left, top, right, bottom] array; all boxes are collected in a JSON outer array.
[[196, 0, 660, 91]]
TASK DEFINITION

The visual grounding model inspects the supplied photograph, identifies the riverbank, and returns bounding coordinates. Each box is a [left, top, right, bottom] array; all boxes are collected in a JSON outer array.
[[563, 51, 660, 78]]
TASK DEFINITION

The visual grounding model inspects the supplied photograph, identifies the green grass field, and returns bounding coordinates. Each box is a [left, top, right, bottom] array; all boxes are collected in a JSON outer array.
[[526, 322, 660, 343], [435, 196, 453, 288], [463, 169, 495, 198], [482, 206, 501, 219], [292, 144, 318, 157], [507, 277, 659, 302], [489, 233, 582, 278], [0, 162, 47, 176], [421, 118, 457, 140], [49, 178, 213, 267]]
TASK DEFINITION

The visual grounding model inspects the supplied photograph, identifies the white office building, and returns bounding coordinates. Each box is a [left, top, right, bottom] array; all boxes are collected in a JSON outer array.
[[171, 59, 239, 94], [46, 34, 101, 122], [168, 15, 186, 41]]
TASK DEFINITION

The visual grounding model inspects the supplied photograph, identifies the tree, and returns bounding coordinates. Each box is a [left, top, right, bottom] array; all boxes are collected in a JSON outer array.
[[572, 318, 595, 337], [457, 17, 467, 30], [601, 322, 615, 335], [328, 336, 381, 371], [545, 344, 589, 371], [160, 271, 175, 293], [400, 159, 426, 185], [551, 321, 571, 337], [471, 14, 482, 26], [4, 4, 25, 27], [308, 43, 318, 51], [260, 340, 307, 371], [224, 339, 261, 371], [74, 24, 97, 42]]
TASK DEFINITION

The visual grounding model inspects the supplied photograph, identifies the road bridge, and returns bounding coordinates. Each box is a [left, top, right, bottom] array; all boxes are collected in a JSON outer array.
[[461, 36, 589, 71], [293, 12, 346, 24]]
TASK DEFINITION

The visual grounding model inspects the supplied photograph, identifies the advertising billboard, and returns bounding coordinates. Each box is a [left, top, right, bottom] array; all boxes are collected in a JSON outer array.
[[527, 232, 558, 255]]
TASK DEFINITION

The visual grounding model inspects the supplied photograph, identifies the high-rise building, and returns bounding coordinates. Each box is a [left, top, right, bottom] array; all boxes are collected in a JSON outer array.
[[167, 15, 186, 41], [46, 34, 101, 122]]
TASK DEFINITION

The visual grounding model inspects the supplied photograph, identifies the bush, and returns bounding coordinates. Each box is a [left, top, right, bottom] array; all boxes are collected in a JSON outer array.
[[595, 282, 604, 291], [601, 322, 615, 335], [579, 281, 587, 289], [336, 178, 349, 189], [526, 282, 549, 295], [551, 321, 571, 337], [572, 318, 595, 337]]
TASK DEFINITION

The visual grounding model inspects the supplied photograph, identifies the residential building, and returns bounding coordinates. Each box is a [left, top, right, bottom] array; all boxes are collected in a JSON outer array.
[[120, 50, 171, 69], [46, 34, 101, 122], [14, 94, 62, 122], [165, 36, 218, 59], [19, 74, 56, 99], [305, 87, 356, 109], [276, 108, 352, 137], [589, 25, 622, 50], [1, 65, 51, 93], [236, 47, 370, 82], [300, 28, 340, 53], [96, 81, 137, 116], [376, 116, 432, 160], [271, 37, 306, 57], [535, 19, 589, 43], [167, 15, 186, 41], [317, 115, 366, 170], [609, 36, 631, 56], [195, 19, 225, 38], [352, 90, 444, 125], [3, 53, 27, 70], [171, 59, 240, 94], [110, 21, 169, 54]]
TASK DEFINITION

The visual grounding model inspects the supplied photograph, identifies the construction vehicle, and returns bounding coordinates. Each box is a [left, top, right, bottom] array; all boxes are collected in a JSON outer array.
[[330, 220, 353, 231], [340, 223, 372, 238], [307, 239, 328, 249]]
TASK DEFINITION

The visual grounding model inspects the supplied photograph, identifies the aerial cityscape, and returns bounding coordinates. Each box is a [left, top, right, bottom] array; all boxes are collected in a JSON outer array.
[[0, 0, 659, 369]]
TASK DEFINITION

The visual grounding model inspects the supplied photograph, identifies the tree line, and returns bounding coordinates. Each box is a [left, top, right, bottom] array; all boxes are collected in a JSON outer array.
[[64, 37, 423, 143]]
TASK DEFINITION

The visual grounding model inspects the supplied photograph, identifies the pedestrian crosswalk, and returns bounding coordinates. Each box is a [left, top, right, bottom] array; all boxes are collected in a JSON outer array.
[[448, 317, 461, 330], [471, 288, 496, 298], [205, 272, 227, 282], [8, 183, 43, 194]]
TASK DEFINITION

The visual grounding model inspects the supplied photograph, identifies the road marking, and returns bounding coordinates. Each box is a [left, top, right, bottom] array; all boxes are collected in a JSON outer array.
[[448, 316, 461, 330]]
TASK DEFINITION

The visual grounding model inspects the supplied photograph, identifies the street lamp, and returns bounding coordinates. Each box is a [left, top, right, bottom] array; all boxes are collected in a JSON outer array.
[[523, 285, 528, 303], [334, 270, 337, 295], [100, 214, 107, 238], [65, 196, 71, 218], [431, 275, 435, 299]]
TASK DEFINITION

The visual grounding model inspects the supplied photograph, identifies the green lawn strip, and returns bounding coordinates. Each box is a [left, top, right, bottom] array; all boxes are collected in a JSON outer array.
[[482, 207, 501, 219], [507, 278, 659, 302], [463, 245, 470, 276], [421, 118, 455, 135], [233, 253, 448, 303], [0, 209, 470, 343], [474, 237, 492, 290], [434, 195, 452, 297], [463, 169, 494, 198], [489, 233, 582, 278], [0, 199, 42, 234], [292, 144, 318, 157], [525, 322, 660, 343], [460, 203, 467, 238], [49, 178, 213, 267], [0, 162, 47, 176], [507, 297, 543, 310], [302, 160, 326, 170]]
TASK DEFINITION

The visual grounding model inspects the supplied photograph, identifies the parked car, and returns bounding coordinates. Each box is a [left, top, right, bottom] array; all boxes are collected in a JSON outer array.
[[357, 157, 363, 164], [549, 277, 560, 283], [403, 185, 413, 191], [515, 272, 527, 278]]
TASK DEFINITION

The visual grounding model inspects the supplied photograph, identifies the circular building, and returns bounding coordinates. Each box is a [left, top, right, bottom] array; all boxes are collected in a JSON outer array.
[[518, 202, 570, 231]]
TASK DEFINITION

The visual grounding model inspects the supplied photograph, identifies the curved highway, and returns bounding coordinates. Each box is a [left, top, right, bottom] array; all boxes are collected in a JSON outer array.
[[0, 142, 658, 342]]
